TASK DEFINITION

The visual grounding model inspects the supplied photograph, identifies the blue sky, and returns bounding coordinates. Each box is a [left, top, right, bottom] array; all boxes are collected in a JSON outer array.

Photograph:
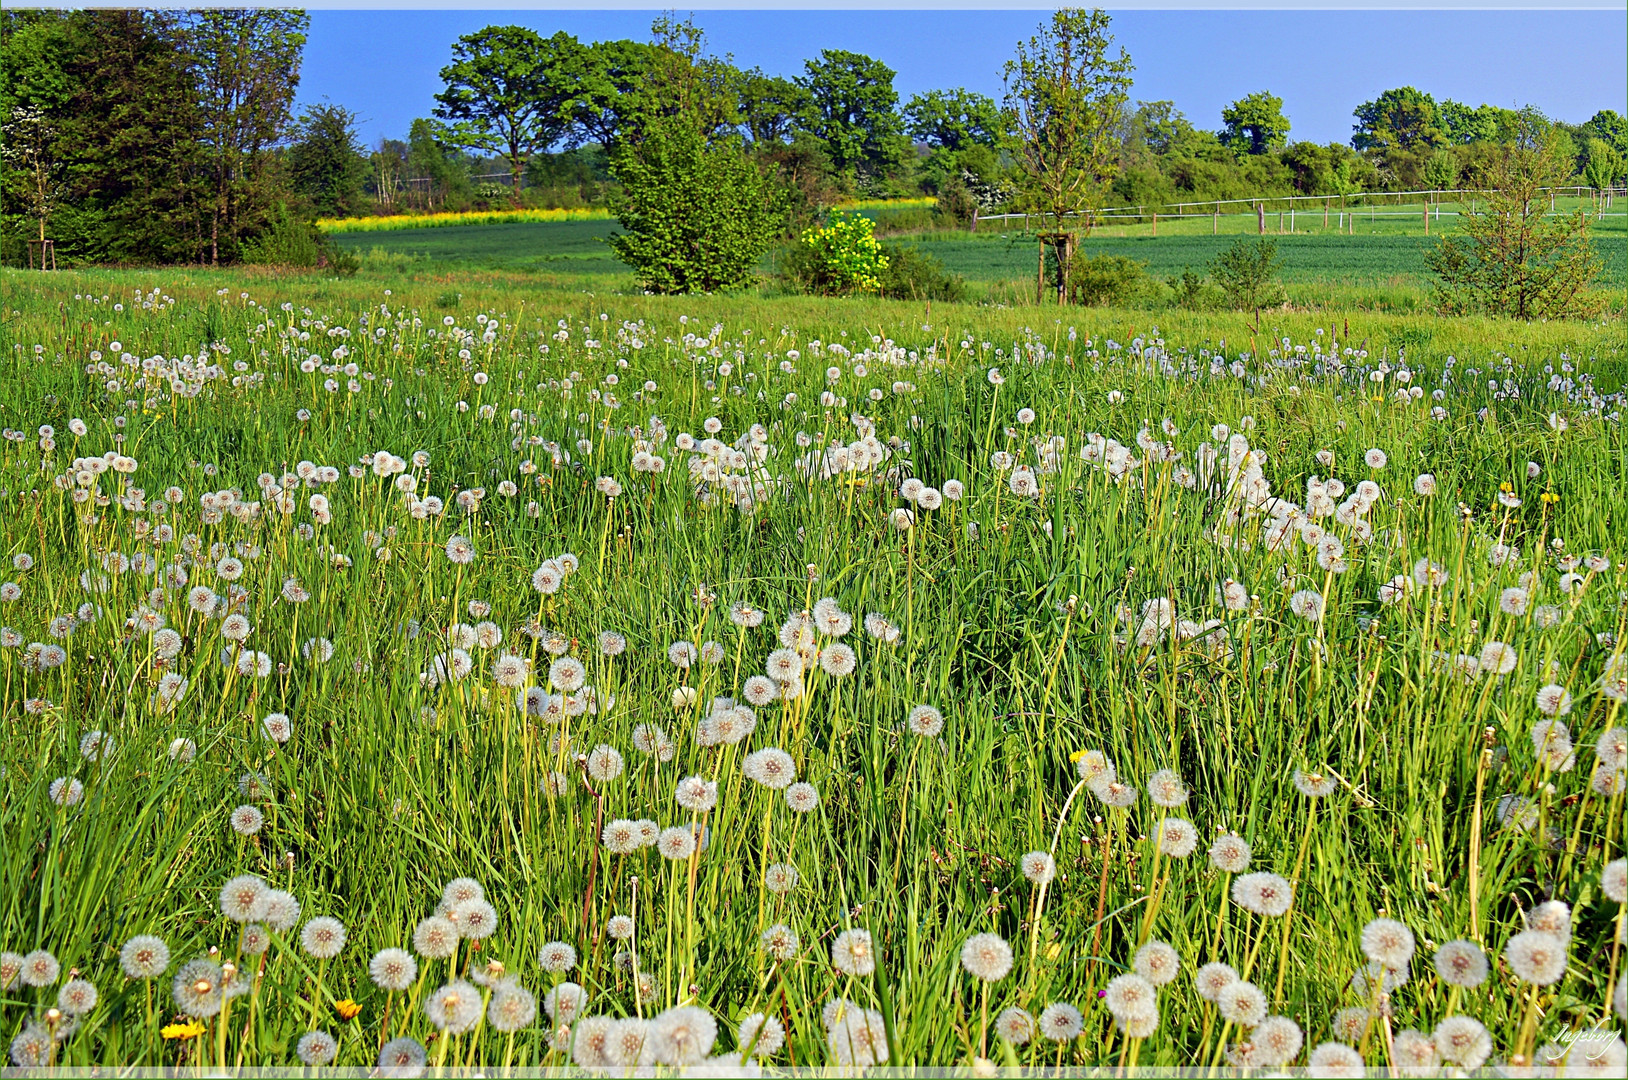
[[298, 9, 1627, 150]]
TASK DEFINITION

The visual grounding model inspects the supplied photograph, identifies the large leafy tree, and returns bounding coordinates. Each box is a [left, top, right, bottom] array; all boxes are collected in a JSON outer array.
[[739, 68, 809, 145], [569, 18, 740, 154], [184, 8, 309, 266], [1439, 99, 1520, 145], [3, 9, 210, 265], [433, 25, 579, 201], [1352, 86, 1446, 154], [566, 38, 657, 151], [903, 89, 1004, 152], [798, 49, 912, 180], [1221, 91, 1289, 156], [289, 102, 367, 218], [1002, 7, 1134, 229], [607, 17, 780, 293]]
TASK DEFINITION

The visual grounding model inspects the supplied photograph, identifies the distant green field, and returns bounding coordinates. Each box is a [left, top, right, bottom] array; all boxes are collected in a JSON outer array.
[[330, 218, 626, 274], [915, 231, 1628, 286], [331, 214, 1627, 302]]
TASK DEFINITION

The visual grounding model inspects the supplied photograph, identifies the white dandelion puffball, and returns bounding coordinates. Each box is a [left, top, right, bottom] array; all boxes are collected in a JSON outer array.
[[960, 932, 1013, 981]]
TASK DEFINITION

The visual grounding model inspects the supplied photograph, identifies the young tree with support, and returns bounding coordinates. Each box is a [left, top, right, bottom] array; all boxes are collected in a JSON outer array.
[[1001, 7, 1133, 304]]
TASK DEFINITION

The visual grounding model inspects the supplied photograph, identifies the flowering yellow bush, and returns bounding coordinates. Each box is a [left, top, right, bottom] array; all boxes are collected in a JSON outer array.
[[792, 214, 889, 296]]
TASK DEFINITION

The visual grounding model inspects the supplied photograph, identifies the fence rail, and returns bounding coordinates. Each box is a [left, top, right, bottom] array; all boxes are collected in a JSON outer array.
[[976, 185, 1626, 232]]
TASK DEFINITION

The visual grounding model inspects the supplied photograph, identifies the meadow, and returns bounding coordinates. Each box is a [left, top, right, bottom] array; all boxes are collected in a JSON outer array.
[[0, 265, 1625, 1073], [330, 208, 1628, 315]]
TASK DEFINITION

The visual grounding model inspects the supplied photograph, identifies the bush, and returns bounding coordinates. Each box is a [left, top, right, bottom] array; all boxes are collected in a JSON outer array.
[[608, 117, 785, 295], [879, 244, 966, 302], [1067, 253, 1150, 307], [933, 180, 978, 228], [1166, 267, 1222, 311], [1425, 134, 1603, 320], [783, 213, 889, 296], [240, 204, 359, 275], [1210, 237, 1286, 325]]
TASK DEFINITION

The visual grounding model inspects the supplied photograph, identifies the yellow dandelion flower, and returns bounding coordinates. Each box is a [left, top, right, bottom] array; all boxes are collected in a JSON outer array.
[[334, 998, 363, 1020], [162, 1020, 208, 1040]]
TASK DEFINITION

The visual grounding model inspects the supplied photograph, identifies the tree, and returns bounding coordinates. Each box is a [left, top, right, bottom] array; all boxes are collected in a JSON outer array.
[[1583, 109, 1627, 158], [1, 106, 61, 250], [567, 38, 657, 152], [903, 89, 1003, 152], [405, 118, 468, 210], [370, 139, 407, 208], [433, 25, 579, 201], [1221, 91, 1289, 156], [184, 8, 309, 265], [1439, 99, 1519, 145], [607, 115, 784, 294], [1001, 7, 1135, 229], [3, 10, 210, 266], [639, 14, 741, 141], [739, 68, 809, 145], [1210, 237, 1285, 329], [1127, 100, 1211, 159], [1352, 87, 1445, 154], [1425, 133, 1602, 320], [1423, 147, 1461, 191], [290, 102, 366, 218], [798, 49, 912, 180], [1281, 141, 1362, 195], [1581, 137, 1624, 190]]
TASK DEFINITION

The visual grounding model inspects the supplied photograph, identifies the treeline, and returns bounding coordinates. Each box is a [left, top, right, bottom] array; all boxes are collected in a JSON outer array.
[[366, 17, 1628, 221], [4, 8, 1625, 270], [0, 9, 340, 267]]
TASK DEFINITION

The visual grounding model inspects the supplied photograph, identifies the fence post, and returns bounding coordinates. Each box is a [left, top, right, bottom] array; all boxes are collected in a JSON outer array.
[[1256, 201, 1265, 234], [1213, 207, 1219, 234], [1037, 236, 1044, 306], [1152, 211, 1157, 237], [1324, 197, 1329, 229], [1424, 199, 1429, 235]]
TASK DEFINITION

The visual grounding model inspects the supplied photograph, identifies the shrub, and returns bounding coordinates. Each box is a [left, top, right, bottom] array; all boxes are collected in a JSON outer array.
[[1167, 267, 1221, 311], [1067, 253, 1150, 307], [879, 244, 966, 302], [608, 117, 786, 295], [1425, 134, 1603, 320], [240, 204, 359, 275], [784, 213, 889, 296], [933, 180, 978, 228], [1210, 237, 1286, 326]]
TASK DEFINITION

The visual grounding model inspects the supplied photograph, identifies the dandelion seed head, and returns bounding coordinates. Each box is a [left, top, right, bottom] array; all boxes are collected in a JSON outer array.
[[1359, 917, 1415, 970], [297, 1030, 337, 1065], [120, 935, 170, 979], [1504, 930, 1568, 985], [1133, 940, 1181, 986], [1021, 850, 1056, 884], [1433, 1016, 1492, 1069], [301, 916, 347, 959], [370, 948, 417, 991], [538, 941, 577, 973], [1038, 1002, 1082, 1041], [1216, 979, 1268, 1027], [830, 928, 875, 976], [1194, 961, 1238, 1002], [1432, 939, 1488, 987], [960, 932, 1013, 982]]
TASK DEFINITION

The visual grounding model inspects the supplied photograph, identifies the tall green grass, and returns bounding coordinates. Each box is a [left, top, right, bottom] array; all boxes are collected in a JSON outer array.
[[0, 268, 1623, 1071]]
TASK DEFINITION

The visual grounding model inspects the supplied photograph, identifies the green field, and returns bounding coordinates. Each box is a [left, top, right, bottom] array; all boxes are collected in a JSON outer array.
[[333, 213, 1628, 312], [0, 262, 1625, 1071], [332, 219, 627, 276]]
